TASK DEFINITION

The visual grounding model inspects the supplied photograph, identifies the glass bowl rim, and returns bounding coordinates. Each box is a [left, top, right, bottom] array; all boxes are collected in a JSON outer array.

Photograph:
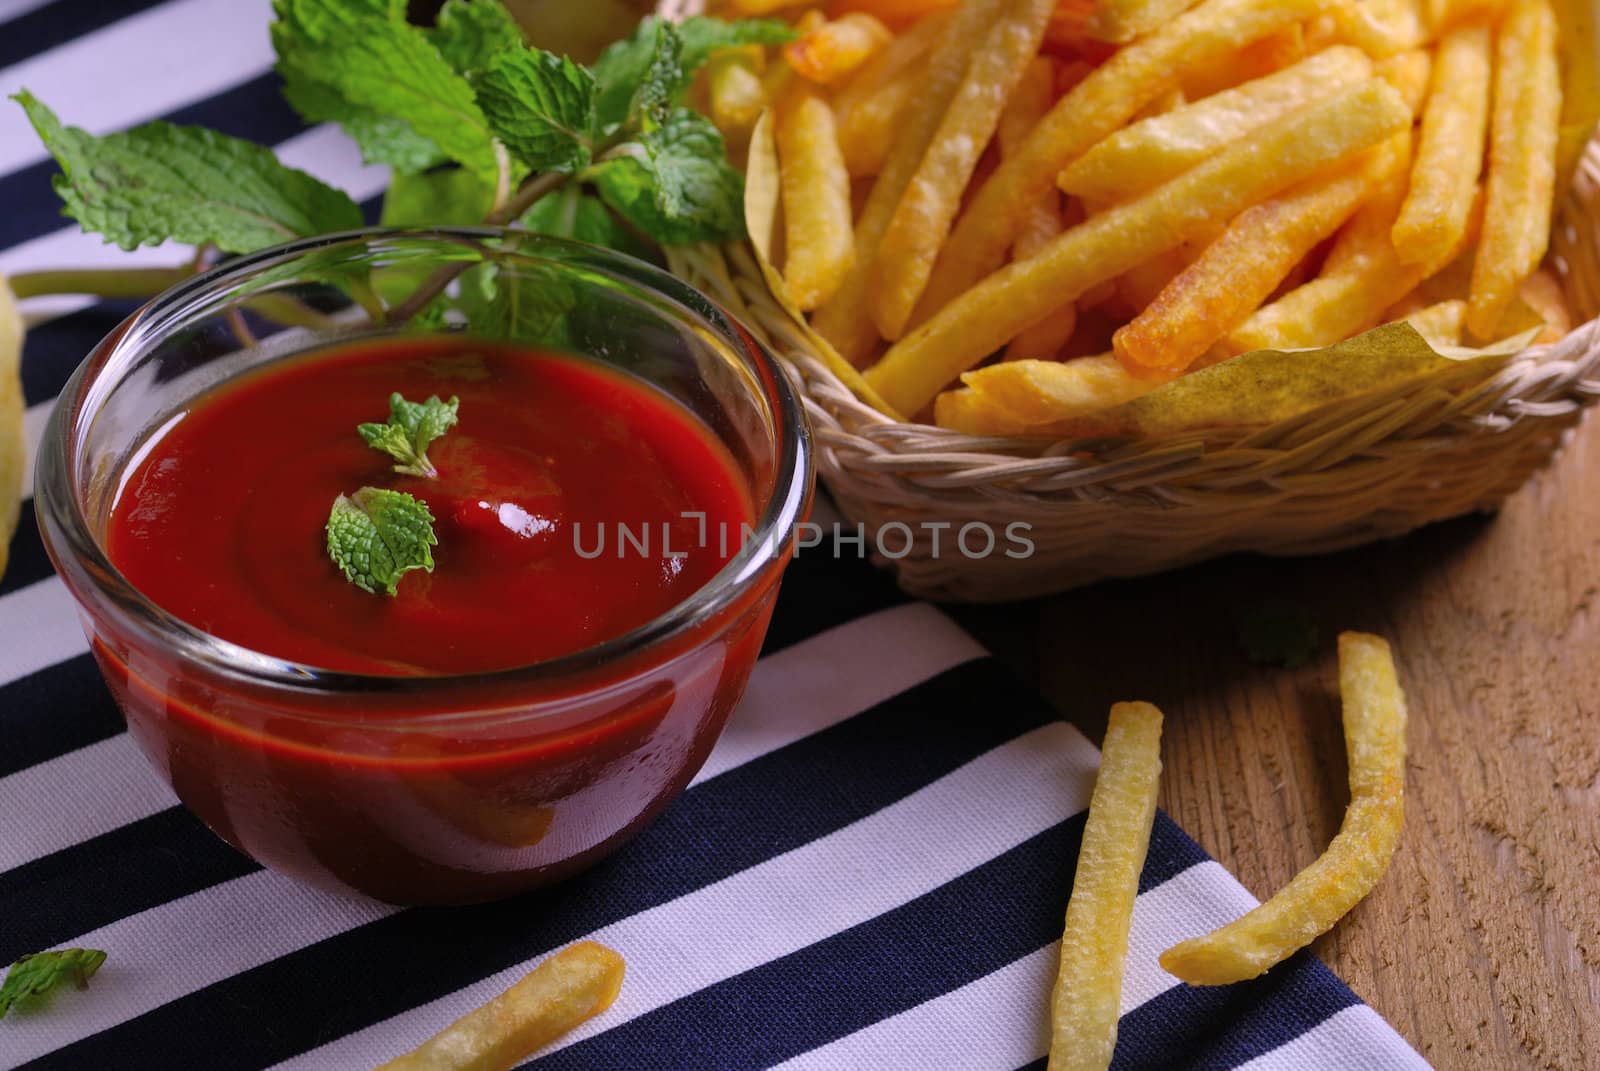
[[36, 226, 813, 705]]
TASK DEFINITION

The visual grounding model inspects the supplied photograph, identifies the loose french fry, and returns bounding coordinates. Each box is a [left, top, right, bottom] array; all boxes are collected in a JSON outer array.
[[1326, 0, 1429, 57], [963, 354, 1157, 424], [1179, 22, 1307, 99], [785, 13, 894, 85], [1391, 24, 1491, 268], [1426, 0, 1509, 31], [707, 49, 769, 143], [915, 0, 1339, 322], [833, 13, 949, 174], [871, 0, 1058, 339], [825, 0, 962, 22], [1114, 155, 1374, 375], [775, 83, 856, 310], [1467, 0, 1562, 338], [1059, 46, 1372, 204], [1161, 634, 1406, 985], [378, 942, 625, 1071], [1048, 701, 1164, 1071], [1086, 0, 1202, 42], [864, 78, 1411, 415], [1374, 48, 1433, 116], [810, 0, 1008, 362], [728, 0, 808, 13]]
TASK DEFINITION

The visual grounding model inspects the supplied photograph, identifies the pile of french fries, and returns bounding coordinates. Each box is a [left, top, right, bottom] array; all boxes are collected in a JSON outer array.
[[700, 0, 1579, 435]]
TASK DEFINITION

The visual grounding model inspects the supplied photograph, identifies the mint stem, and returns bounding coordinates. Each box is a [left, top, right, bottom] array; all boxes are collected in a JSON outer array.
[[7, 266, 192, 300]]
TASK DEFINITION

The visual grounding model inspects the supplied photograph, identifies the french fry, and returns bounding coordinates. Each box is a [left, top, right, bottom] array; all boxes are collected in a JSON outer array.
[[1059, 46, 1372, 204], [1327, 0, 1429, 57], [1467, 0, 1562, 339], [870, 0, 1058, 339], [833, 12, 949, 174], [1180, 22, 1306, 100], [864, 78, 1411, 416], [1048, 701, 1164, 1071], [810, 0, 1008, 362], [707, 49, 769, 144], [1426, 0, 1509, 31], [1374, 48, 1433, 116], [785, 13, 894, 85], [1115, 248, 1187, 312], [1161, 634, 1406, 985], [1397, 297, 1468, 347], [1113, 154, 1373, 375], [934, 385, 1035, 434], [824, 0, 961, 23], [1516, 267, 1572, 342], [377, 942, 625, 1071], [915, 0, 1340, 322], [728, 0, 809, 14], [1391, 24, 1491, 268], [998, 58, 1079, 361], [775, 82, 856, 310], [1086, 0, 1202, 42], [962, 354, 1156, 424]]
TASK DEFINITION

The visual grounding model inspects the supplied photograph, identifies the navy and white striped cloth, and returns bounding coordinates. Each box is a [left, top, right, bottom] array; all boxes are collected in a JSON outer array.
[[0, 2, 1434, 1067]]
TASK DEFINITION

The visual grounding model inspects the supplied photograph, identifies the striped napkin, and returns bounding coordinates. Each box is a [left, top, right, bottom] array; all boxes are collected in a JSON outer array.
[[0, 1, 1433, 1067]]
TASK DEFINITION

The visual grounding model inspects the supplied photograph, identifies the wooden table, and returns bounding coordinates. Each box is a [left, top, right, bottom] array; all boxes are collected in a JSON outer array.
[[953, 415, 1600, 1069]]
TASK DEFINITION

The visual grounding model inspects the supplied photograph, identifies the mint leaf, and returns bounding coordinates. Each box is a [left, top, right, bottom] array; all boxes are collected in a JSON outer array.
[[458, 261, 577, 343], [592, 16, 794, 131], [12, 91, 363, 253], [280, 78, 446, 174], [381, 168, 496, 227], [633, 22, 684, 132], [430, 0, 525, 74], [521, 186, 653, 260], [1239, 601, 1320, 669], [474, 48, 596, 174], [589, 109, 744, 245], [272, 0, 499, 181], [327, 488, 437, 596], [359, 392, 459, 477], [0, 949, 107, 1019]]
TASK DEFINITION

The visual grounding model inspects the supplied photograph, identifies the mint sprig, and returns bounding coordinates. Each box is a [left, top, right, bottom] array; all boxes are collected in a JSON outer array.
[[0, 949, 107, 1019], [327, 487, 438, 596], [359, 393, 459, 478]]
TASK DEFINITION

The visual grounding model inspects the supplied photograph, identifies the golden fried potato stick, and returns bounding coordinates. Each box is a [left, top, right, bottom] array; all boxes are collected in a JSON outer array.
[[962, 355, 1157, 424], [707, 48, 768, 145], [833, 13, 950, 175], [1059, 45, 1372, 204], [1396, 297, 1468, 347], [1392, 22, 1491, 268], [1467, 0, 1561, 339], [1001, 58, 1079, 362], [1323, 0, 1429, 57], [377, 942, 625, 1071], [934, 385, 1034, 434], [727, 0, 807, 14], [1048, 701, 1164, 1071], [775, 82, 856, 310], [1374, 48, 1433, 116], [870, 0, 1057, 339], [1516, 267, 1572, 342], [913, 0, 1339, 323], [1086, 0, 1202, 42], [864, 78, 1411, 416], [1161, 634, 1406, 986], [810, 0, 1008, 363], [785, 13, 894, 86], [1113, 154, 1374, 375], [1426, 0, 1510, 32]]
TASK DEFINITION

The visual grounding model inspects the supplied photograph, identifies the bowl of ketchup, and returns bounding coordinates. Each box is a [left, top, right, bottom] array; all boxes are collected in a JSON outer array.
[[35, 229, 812, 905]]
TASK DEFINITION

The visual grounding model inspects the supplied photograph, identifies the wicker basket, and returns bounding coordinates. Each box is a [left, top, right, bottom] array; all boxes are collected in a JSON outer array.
[[665, 66, 1600, 601]]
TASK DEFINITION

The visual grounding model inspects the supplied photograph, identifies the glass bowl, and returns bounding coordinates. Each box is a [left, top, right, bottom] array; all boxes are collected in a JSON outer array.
[[35, 229, 813, 905]]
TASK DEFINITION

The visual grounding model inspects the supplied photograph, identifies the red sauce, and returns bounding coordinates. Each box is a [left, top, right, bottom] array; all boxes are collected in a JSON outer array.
[[86, 337, 787, 903], [106, 337, 755, 675]]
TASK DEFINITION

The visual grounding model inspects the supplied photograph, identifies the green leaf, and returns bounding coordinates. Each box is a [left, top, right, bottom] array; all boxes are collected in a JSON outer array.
[[458, 260, 576, 343], [1239, 601, 1320, 669], [381, 168, 496, 227], [474, 48, 596, 174], [327, 487, 438, 597], [520, 186, 653, 260], [358, 392, 460, 478], [633, 22, 684, 133], [429, 0, 525, 74], [272, 0, 500, 181], [11, 90, 364, 253], [588, 109, 744, 245], [0, 949, 107, 1019], [280, 77, 447, 174], [591, 15, 794, 131]]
